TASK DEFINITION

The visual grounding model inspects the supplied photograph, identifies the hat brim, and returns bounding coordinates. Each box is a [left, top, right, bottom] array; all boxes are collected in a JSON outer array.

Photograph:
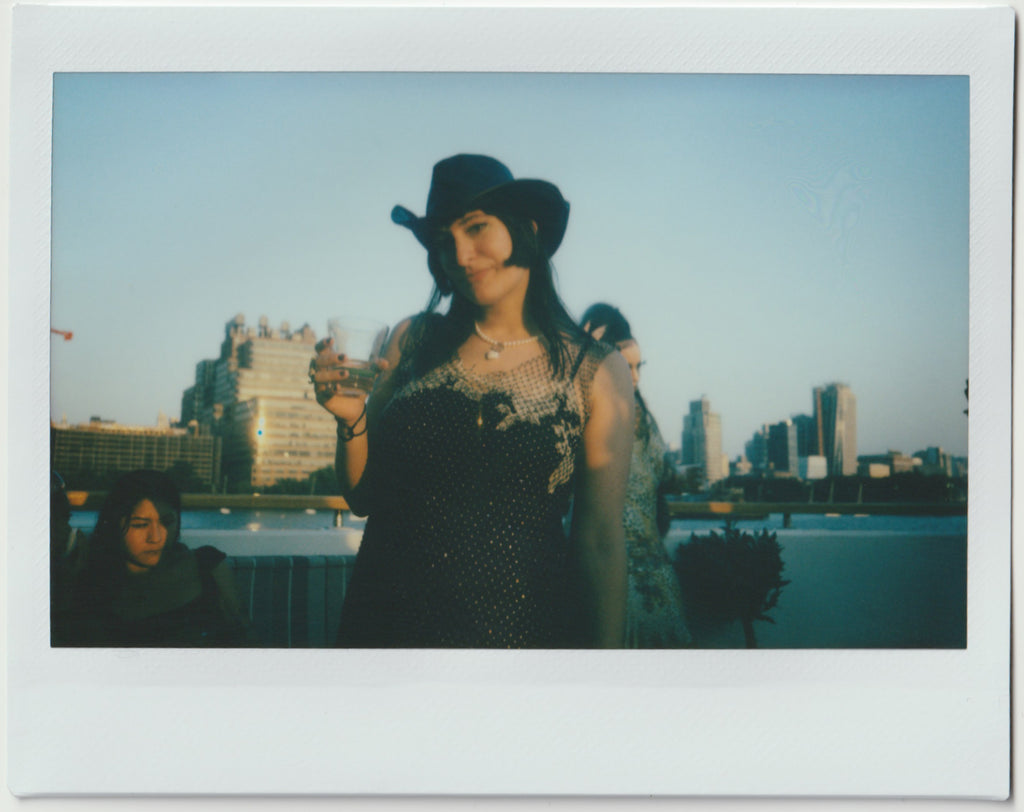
[[391, 178, 569, 257]]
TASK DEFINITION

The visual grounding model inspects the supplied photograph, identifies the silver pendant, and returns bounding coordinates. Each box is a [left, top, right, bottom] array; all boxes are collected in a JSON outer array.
[[485, 348, 501, 361]]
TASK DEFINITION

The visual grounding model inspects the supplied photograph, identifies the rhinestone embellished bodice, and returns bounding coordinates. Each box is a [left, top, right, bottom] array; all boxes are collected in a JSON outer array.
[[336, 338, 610, 648]]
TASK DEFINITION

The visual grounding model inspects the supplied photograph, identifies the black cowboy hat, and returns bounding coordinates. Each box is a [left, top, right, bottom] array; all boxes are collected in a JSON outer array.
[[391, 154, 570, 258]]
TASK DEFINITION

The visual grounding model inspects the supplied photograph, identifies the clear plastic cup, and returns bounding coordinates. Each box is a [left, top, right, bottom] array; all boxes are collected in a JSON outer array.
[[326, 317, 389, 394]]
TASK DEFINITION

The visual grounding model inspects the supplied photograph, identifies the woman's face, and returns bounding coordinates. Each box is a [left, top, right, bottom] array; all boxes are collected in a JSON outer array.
[[121, 498, 174, 574], [618, 340, 643, 390], [438, 210, 530, 308]]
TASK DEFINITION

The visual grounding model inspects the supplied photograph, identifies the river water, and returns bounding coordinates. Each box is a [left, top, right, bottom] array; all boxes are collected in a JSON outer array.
[[69, 508, 966, 537]]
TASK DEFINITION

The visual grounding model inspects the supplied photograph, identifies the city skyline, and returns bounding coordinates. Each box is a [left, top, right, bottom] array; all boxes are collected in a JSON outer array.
[[55, 325, 963, 468], [49, 72, 969, 458], [52, 322, 965, 491]]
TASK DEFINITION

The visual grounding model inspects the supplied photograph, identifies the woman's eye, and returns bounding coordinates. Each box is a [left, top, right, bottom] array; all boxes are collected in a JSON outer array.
[[465, 222, 485, 235]]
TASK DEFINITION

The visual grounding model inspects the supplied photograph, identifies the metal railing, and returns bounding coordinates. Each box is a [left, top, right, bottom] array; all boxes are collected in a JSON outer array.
[[67, 492, 351, 511], [667, 500, 966, 527], [68, 491, 965, 527]]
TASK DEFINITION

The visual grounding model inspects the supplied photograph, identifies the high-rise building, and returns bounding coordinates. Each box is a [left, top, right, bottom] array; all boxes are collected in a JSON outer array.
[[52, 417, 221, 490], [745, 424, 769, 472], [767, 420, 799, 475], [180, 360, 217, 426], [185, 314, 337, 490], [682, 396, 725, 484], [790, 414, 819, 457], [812, 383, 857, 477]]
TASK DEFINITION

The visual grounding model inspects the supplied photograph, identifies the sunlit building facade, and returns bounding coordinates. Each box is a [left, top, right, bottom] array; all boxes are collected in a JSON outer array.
[[52, 416, 221, 490], [185, 314, 337, 490], [813, 383, 858, 477], [682, 396, 725, 484]]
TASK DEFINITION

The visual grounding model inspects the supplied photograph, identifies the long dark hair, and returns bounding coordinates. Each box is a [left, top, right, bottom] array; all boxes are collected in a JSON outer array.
[[408, 209, 584, 379], [83, 470, 182, 586], [579, 302, 655, 445]]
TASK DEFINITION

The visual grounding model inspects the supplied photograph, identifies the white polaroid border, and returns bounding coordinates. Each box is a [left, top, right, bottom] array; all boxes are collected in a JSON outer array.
[[6, 3, 1012, 799]]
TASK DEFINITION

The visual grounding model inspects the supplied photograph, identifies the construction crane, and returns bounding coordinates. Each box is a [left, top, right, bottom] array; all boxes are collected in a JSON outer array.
[[51, 328, 73, 341]]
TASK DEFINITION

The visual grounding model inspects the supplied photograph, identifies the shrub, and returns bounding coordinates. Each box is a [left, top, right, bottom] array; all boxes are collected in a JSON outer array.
[[673, 522, 790, 648]]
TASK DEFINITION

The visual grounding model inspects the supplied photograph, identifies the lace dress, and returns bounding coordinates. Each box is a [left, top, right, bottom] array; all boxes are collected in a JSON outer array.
[[336, 338, 612, 648], [623, 409, 692, 648]]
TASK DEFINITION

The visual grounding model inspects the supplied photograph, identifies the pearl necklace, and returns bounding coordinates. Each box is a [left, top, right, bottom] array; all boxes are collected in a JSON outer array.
[[473, 322, 539, 361]]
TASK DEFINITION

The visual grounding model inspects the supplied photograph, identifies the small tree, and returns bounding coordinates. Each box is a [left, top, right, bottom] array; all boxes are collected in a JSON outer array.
[[165, 460, 206, 494], [673, 522, 790, 648], [681, 466, 705, 495]]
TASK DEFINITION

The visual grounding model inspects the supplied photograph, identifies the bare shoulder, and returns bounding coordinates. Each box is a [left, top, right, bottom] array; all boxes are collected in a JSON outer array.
[[591, 347, 633, 402], [580, 344, 633, 468]]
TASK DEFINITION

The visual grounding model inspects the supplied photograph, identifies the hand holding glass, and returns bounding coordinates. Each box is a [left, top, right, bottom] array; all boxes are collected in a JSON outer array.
[[326, 317, 389, 394]]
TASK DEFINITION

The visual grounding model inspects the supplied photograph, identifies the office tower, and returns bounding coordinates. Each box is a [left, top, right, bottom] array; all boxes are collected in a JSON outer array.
[[185, 314, 337, 490], [767, 420, 799, 474], [745, 424, 769, 472], [52, 417, 222, 490], [812, 382, 857, 477], [180, 360, 217, 426], [682, 396, 725, 484], [790, 414, 818, 457]]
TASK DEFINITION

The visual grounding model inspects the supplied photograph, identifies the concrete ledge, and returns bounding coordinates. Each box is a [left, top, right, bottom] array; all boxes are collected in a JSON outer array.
[[186, 527, 362, 557]]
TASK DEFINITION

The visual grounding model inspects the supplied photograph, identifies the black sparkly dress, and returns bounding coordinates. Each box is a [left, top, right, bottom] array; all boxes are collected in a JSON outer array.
[[336, 337, 612, 648]]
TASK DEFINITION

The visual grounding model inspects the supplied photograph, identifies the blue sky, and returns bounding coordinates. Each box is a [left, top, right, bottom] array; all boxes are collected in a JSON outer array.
[[50, 72, 969, 458]]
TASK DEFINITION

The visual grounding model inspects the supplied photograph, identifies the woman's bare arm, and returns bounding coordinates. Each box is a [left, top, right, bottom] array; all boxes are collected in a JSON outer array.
[[313, 317, 412, 511], [572, 350, 634, 648]]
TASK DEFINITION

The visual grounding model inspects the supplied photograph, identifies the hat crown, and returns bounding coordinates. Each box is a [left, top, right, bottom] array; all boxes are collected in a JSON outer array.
[[392, 153, 569, 259], [425, 154, 514, 220]]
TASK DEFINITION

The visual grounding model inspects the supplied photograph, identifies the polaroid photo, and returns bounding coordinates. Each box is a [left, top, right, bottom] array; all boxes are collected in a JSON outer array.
[[6, 2, 1013, 799]]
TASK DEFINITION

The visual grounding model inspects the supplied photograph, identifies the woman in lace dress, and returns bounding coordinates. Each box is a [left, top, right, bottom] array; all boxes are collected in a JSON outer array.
[[581, 304, 692, 648], [310, 155, 634, 648]]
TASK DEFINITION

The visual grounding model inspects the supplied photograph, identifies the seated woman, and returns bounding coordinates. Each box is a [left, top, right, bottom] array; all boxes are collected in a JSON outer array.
[[52, 469, 252, 647], [581, 303, 692, 648]]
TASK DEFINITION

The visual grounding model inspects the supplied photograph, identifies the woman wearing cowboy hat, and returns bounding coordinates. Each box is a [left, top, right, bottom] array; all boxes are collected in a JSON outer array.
[[311, 154, 633, 648]]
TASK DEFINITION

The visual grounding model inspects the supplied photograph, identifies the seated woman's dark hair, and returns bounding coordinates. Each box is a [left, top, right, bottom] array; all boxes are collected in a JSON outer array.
[[90, 469, 181, 568], [414, 207, 584, 379]]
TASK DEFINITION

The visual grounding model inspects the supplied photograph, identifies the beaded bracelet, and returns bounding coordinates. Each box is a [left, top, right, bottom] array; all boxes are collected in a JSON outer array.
[[336, 405, 368, 442]]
